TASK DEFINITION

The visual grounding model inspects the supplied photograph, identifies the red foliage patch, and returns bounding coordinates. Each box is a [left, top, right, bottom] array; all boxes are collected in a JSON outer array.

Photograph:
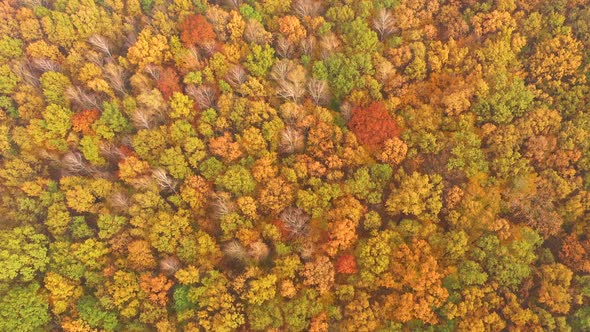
[[72, 109, 100, 134], [179, 14, 216, 47], [157, 67, 181, 99], [348, 101, 400, 149], [336, 254, 358, 274]]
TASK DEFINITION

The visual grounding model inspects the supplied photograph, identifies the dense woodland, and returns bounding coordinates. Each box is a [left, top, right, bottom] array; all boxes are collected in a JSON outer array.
[[1, 0, 590, 330]]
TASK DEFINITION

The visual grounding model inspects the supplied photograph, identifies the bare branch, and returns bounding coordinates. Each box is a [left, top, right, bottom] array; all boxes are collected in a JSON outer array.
[[293, 0, 321, 18], [15, 61, 39, 87], [307, 78, 329, 105], [152, 168, 178, 193], [300, 36, 316, 56], [143, 65, 161, 81], [104, 63, 127, 95], [223, 240, 248, 261], [280, 207, 310, 237], [275, 35, 293, 58], [225, 64, 248, 88], [373, 9, 396, 40], [109, 191, 131, 212], [61, 151, 93, 175], [160, 256, 181, 276], [279, 127, 304, 154], [88, 35, 112, 57], [211, 192, 235, 220], [131, 108, 156, 130], [31, 58, 60, 72], [186, 85, 217, 109], [65, 86, 101, 109]]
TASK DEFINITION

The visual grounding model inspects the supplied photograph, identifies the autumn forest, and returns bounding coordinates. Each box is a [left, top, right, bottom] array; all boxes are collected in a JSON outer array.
[[1, 0, 590, 330]]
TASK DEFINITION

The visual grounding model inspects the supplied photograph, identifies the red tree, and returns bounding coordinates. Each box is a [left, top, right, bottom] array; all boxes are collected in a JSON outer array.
[[179, 14, 216, 47], [348, 102, 400, 149], [72, 109, 100, 134], [336, 254, 358, 274], [157, 67, 181, 99]]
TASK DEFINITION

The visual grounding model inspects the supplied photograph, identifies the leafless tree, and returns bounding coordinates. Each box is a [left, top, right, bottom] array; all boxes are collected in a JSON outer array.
[[186, 85, 217, 109], [143, 64, 161, 80], [248, 241, 270, 261], [152, 168, 178, 193], [339, 101, 353, 123], [275, 35, 294, 58], [31, 58, 60, 72], [307, 78, 329, 105], [223, 240, 248, 261], [99, 142, 126, 163], [104, 63, 127, 95], [109, 191, 131, 212], [225, 64, 248, 88], [88, 35, 112, 57], [293, 0, 321, 18], [131, 108, 157, 130], [244, 20, 271, 45], [160, 256, 181, 276], [277, 81, 305, 102], [223, 0, 241, 8], [15, 61, 39, 87], [187, 46, 201, 65], [65, 86, 101, 109], [271, 60, 294, 82], [280, 207, 310, 237], [279, 127, 304, 154], [320, 33, 340, 59], [300, 36, 316, 56], [61, 151, 93, 175], [373, 9, 396, 40], [200, 41, 217, 57], [211, 193, 235, 220]]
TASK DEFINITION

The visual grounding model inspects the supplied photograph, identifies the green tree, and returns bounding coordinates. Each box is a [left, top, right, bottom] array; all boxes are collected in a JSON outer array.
[[0, 283, 50, 332], [0, 226, 48, 283], [215, 165, 256, 196]]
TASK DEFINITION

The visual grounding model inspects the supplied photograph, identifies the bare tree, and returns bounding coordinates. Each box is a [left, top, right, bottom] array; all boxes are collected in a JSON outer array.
[[279, 127, 304, 154], [186, 85, 217, 109], [271, 60, 294, 82], [131, 108, 157, 130], [104, 63, 127, 95], [307, 78, 329, 105], [248, 241, 270, 261], [160, 256, 181, 276], [211, 192, 235, 220], [109, 191, 131, 212], [320, 33, 340, 59], [280, 207, 310, 237], [99, 142, 125, 163], [65, 86, 101, 109], [152, 168, 178, 193], [143, 64, 161, 80], [200, 41, 217, 57], [225, 64, 248, 88], [223, 0, 241, 8], [244, 20, 272, 45], [275, 35, 294, 58], [277, 81, 305, 102], [373, 9, 396, 40], [15, 61, 39, 87], [223, 240, 248, 261], [31, 58, 60, 72], [61, 151, 93, 175], [293, 0, 321, 18], [300, 36, 316, 56], [88, 35, 112, 57], [339, 101, 353, 123]]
